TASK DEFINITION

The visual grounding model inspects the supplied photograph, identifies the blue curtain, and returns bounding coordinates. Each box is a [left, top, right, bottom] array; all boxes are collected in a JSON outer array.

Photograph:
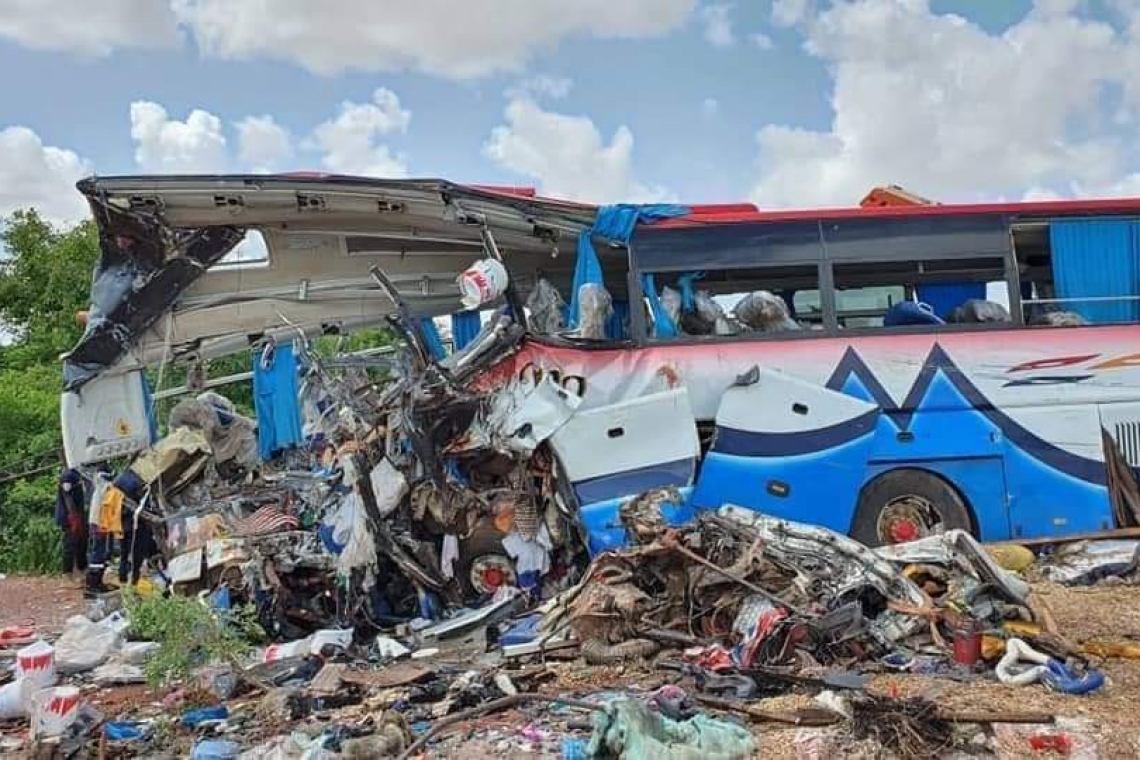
[[253, 342, 304, 460], [419, 317, 447, 360], [642, 274, 678, 338], [450, 311, 481, 351], [140, 372, 158, 444], [606, 300, 630, 339], [1051, 219, 1140, 324], [916, 283, 986, 319], [567, 204, 690, 328]]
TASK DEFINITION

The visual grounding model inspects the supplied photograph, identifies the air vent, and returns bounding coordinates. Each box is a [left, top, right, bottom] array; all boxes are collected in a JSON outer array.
[[213, 194, 245, 209], [128, 195, 163, 211], [1116, 421, 1140, 467], [377, 200, 405, 213]]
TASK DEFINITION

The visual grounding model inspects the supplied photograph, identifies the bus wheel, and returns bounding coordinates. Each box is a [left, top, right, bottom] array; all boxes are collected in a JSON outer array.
[[456, 525, 517, 600], [851, 469, 972, 547]]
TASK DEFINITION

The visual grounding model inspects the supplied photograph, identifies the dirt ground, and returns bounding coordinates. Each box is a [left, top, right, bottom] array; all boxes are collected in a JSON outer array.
[[0, 574, 85, 633], [3, 574, 1140, 757]]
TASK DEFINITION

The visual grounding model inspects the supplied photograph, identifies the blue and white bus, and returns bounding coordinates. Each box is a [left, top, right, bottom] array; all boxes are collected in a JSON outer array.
[[486, 198, 1140, 547]]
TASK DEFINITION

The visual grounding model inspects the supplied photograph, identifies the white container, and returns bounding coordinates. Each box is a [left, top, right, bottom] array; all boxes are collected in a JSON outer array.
[[0, 679, 29, 720], [457, 258, 509, 309], [29, 686, 80, 739], [262, 637, 311, 663], [309, 629, 353, 655], [15, 641, 56, 690]]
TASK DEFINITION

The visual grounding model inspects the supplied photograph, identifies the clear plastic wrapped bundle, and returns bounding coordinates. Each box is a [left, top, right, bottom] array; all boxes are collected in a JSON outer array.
[[660, 286, 683, 334], [732, 291, 800, 332], [948, 299, 1011, 323], [577, 282, 614, 339], [525, 278, 565, 334]]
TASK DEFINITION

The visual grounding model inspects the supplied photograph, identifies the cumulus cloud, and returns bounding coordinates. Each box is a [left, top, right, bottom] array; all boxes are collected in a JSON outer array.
[[0, 126, 91, 223], [236, 115, 293, 173], [308, 89, 411, 178], [750, 31, 775, 49], [170, 0, 696, 78], [700, 4, 735, 47], [484, 97, 671, 204], [130, 102, 227, 173], [750, 0, 1140, 208], [0, 0, 179, 55]]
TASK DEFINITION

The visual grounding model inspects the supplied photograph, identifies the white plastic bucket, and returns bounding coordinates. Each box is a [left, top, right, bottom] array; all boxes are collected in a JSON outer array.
[[15, 640, 56, 690], [30, 686, 80, 739], [457, 258, 509, 310]]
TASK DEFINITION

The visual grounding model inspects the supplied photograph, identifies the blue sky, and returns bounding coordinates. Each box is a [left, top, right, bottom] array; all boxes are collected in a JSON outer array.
[[1, 0, 1139, 223]]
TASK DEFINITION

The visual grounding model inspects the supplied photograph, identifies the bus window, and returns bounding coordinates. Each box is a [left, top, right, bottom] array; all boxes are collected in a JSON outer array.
[[1014, 219, 1140, 327], [643, 264, 820, 339], [832, 257, 1011, 329]]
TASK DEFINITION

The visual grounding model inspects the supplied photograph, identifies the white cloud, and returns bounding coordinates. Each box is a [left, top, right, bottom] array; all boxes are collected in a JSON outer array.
[[750, 31, 775, 49], [751, 0, 1140, 208], [484, 97, 672, 204], [506, 75, 574, 101], [236, 115, 293, 173], [170, 0, 696, 78], [702, 97, 721, 117], [130, 101, 227, 173], [700, 4, 736, 47], [0, 126, 91, 223], [308, 89, 411, 178], [0, 0, 179, 55]]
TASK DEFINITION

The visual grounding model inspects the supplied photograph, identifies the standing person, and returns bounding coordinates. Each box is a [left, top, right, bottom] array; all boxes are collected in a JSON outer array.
[[54, 468, 87, 578], [84, 465, 116, 597]]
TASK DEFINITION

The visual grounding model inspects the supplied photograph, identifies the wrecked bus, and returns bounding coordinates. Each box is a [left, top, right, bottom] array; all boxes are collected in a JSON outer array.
[[59, 175, 1140, 605]]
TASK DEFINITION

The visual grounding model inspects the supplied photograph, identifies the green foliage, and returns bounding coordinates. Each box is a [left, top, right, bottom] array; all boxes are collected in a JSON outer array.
[[123, 589, 264, 686], [0, 211, 99, 572]]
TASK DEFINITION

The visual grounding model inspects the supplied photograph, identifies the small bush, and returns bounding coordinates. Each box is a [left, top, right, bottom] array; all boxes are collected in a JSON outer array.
[[124, 589, 265, 686]]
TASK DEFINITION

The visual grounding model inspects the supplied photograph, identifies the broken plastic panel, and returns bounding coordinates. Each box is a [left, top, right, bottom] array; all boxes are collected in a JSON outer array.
[[60, 367, 154, 467]]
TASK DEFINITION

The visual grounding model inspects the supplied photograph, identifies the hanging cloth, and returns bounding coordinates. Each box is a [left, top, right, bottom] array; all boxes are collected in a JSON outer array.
[[253, 341, 304, 460], [450, 311, 482, 351]]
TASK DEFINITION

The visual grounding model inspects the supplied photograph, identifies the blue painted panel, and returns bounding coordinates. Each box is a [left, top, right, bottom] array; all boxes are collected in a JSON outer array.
[[691, 434, 873, 532], [916, 283, 986, 319], [1051, 219, 1140, 324], [1003, 442, 1112, 538], [573, 458, 695, 506], [579, 487, 696, 556]]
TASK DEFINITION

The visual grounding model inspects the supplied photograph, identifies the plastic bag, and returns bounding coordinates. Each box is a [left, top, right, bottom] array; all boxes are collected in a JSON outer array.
[[54, 616, 120, 675], [525, 278, 565, 334], [948, 299, 1011, 323], [1032, 310, 1087, 327], [659, 287, 683, 334], [577, 283, 613, 340], [733, 291, 800, 332], [680, 291, 729, 336]]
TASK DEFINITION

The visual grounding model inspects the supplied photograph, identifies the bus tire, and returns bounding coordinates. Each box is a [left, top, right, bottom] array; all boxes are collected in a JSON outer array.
[[456, 525, 517, 600], [851, 469, 973, 547]]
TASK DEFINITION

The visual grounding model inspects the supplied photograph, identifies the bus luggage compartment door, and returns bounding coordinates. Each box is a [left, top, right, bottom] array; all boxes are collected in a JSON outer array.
[[691, 367, 879, 532], [548, 387, 701, 555]]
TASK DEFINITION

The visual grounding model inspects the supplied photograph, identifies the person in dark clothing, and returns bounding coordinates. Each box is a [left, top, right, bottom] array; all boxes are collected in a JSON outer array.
[[115, 470, 159, 586], [54, 469, 87, 576], [84, 464, 116, 597]]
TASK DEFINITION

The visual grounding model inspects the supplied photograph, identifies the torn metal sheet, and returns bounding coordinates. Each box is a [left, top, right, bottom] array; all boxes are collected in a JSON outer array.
[[874, 529, 1030, 603], [1038, 539, 1140, 585]]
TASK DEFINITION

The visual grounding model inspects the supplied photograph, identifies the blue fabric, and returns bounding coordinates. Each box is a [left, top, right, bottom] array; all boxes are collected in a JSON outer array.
[[883, 301, 944, 327], [419, 317, 447, 360], [916, 283, 986, 319], [1051, 219, 1140, 324], [568, 204, 690, 328], [450, 311, 481, 351], [140, 373, 159, 443], [642, 274, 678, 338], [606, 300, 630, 339], [677, 271, 705, 311], [253, 342, 304, 460]]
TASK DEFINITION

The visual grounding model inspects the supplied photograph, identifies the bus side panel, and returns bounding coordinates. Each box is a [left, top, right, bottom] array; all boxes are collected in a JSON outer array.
[[691, 371, 878, 528], [1002, 406, 1112, 537]]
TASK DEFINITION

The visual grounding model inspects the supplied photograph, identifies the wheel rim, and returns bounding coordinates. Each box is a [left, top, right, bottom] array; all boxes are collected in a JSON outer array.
[[876, 495, 942, 544], [469, 554, 517, 595]]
